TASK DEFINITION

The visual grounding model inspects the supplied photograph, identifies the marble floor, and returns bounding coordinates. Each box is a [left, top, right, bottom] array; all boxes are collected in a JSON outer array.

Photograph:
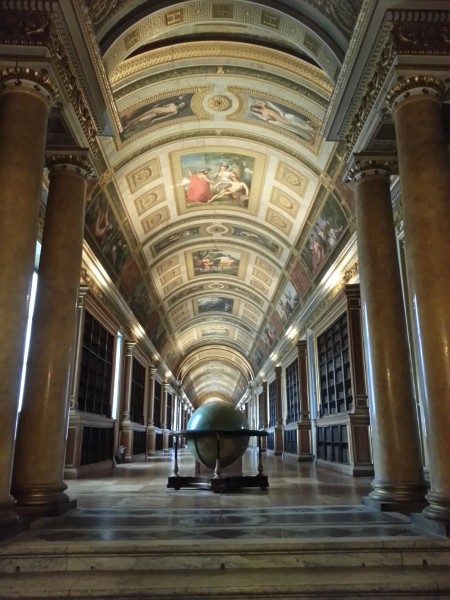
[[1, 449, 450, 599], [7, 448, 433, 542]]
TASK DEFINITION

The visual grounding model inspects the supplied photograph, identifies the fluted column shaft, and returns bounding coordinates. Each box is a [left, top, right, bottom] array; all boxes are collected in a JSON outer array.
[[11, 153, 90, 513], [0, 71, 55, 525], [349, 161, 426, 508], [388, 77, 450, 522]]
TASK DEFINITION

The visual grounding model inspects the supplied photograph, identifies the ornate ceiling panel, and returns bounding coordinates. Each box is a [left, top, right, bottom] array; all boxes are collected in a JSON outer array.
[[79, 1, 355, 407]]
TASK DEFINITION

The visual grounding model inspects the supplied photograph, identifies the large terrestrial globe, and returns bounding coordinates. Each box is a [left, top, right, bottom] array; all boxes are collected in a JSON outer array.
[[186, 399, 250, 469]]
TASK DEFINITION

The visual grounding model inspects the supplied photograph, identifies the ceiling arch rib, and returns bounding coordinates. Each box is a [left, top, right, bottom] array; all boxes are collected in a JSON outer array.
[[99, 1, 344, 81], [83, 4, 354, 408]]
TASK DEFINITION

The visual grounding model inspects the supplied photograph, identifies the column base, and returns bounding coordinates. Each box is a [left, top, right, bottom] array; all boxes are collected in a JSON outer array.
[[422, 491, 450, 525], [411, 513, 450, 538], [14, 498, 77, 518], [363, 496, 428, 514], [297, 454, 314, 462], [368, 480, 428, 506]]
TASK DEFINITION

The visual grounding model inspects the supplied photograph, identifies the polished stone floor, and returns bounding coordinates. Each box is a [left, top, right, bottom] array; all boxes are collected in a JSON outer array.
[[4, 448, 443, 543]]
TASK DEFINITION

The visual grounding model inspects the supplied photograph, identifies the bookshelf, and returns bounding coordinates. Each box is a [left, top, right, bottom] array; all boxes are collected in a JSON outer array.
[[315, 284, 373, 476]]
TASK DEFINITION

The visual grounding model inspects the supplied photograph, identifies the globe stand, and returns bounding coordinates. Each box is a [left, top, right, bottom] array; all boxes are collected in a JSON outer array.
[[167, 430, 269, 492]]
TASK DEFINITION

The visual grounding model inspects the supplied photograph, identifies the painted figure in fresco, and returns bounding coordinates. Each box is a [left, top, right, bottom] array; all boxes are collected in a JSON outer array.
[[206, 165, 249, 203], [123, 96, 188, 132], [250, 99, 315, 140], [186, 169, 213, 203]]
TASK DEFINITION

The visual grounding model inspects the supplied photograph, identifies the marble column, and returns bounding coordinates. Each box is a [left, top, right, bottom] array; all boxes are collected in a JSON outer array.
[[387, 76, 450, 524], [161, 383, 169, 452], [11, 152, 91, 515], [274, 365, 283, 455], [119, 341, 136, 462], [297, 341, 313, 462], [348, 159, 426, 511], [146, 367, 157, 456], [0, 68, 56, 527]]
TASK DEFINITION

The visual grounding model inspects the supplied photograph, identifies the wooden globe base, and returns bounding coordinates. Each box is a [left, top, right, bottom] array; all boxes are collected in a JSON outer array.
[[167, 429, 269, 493]]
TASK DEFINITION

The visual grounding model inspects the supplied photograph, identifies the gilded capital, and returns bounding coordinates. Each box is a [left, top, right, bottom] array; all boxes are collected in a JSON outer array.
[[46, 152, 93, 179], [347, 160, 394, 183], [386, 76, 445, 111], [0, 67, 58, 104]]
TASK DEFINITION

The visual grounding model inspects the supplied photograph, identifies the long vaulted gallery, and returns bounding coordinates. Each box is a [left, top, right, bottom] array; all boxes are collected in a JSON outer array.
[[0, 1, 449, 598]]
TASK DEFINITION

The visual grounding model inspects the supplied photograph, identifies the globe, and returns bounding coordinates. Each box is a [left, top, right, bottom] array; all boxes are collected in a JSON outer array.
[[186, 399, 250, 470]]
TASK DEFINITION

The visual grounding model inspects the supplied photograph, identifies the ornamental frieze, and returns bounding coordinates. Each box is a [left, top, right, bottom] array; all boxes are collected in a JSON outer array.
[[0, 9, 51, 46]]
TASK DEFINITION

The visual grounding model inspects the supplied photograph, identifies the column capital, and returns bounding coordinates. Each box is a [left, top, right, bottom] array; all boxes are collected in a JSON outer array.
[[124, 341, 136, 356], [386, 76, 445, 112], [347, 158, 395, 183], [148, 366, 157, 376], [0, 66, 57, 105], [296, 340, 307, 354], [46, 150, 93, 180]]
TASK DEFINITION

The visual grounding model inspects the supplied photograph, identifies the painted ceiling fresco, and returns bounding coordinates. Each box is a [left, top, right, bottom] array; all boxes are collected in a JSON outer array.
[[84, 0, 359, 407]]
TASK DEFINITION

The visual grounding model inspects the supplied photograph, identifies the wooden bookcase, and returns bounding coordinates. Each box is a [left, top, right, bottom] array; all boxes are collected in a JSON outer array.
[[317, 313, 352, 418], [315, 284, 373, 476]]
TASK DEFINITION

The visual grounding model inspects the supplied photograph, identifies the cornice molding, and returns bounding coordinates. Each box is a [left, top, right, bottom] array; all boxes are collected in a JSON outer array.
[[326, 6, 450, 152], [109, 41, 333, 94]]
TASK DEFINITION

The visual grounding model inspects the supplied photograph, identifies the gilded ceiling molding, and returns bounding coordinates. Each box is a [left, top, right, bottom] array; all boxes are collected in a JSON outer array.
[[48, 29, 99, 154], [0, 7, 51, 46], [71, 1, 121, 133], [386, 75, 446, 111], [324, 0, 385, 134], [297, 261, 358, 341], [80, 266, 133, 340], [302, 0, 362, 40], [109, 42, 333, 93], [104, 2, 339, 80], [343, 38, 395, 154], [388, 8, 450, 56], [333, 7, 450, 153]]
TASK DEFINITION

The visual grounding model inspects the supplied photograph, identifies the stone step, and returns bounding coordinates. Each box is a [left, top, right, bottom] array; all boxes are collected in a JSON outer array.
[[0, 565, 449, 599], [1, 537, 450, 573]]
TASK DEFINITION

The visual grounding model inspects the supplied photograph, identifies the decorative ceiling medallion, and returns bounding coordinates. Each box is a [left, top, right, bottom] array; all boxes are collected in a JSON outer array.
[[275, 163, 308, 196], [266, 207, 293, 237], [208, 95, 232, 111], [270, 188, 301, 218], [205, 224, 230, 235], [141, 206, 169, 234], [134, 184, 166, 216], [208, 283, 226, 289], [126, 158, 161, 193]]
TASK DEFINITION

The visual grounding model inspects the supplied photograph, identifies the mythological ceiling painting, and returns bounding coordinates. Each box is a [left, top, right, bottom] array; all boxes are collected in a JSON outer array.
[[82, 0, 361, 407]]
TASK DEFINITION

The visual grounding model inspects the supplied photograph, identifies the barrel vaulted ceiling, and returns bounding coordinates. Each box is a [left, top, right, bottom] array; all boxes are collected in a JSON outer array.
[[79, 0, 362, 407]]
